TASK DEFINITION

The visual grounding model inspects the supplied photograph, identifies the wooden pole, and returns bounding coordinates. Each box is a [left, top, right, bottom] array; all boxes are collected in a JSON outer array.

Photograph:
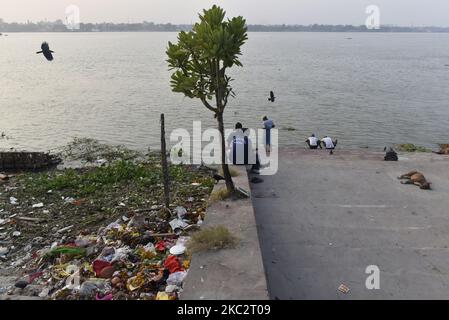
[[160, 114, 170, 209]]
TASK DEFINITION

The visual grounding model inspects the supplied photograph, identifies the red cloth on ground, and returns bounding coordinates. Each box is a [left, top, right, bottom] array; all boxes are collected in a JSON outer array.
[[163, 255, 184, 273]]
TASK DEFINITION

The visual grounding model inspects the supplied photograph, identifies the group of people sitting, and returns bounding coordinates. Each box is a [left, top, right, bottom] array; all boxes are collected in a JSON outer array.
[[305, 134, 338, 152], [226, 115, 339, 165]]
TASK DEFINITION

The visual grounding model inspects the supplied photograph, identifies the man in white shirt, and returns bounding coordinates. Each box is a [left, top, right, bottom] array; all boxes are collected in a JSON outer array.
[[305, 134, 320, 149], [320, 136, 338, 154], [227, 122, 254, 165]]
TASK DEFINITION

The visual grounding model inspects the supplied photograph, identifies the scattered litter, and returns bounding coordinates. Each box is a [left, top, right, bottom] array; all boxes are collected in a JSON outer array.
[[237, 187, 250, 198], [338, 284, 350, 294], [95, 159, 108, 166], [57, 225, 74, 233], [32, 203, 44, 208], [165, 285, 177, 293], [14, 216, 41, 222], [169, 218, 190, 232], [174, 206, 187, 219], [0, 247, 9, 255], [0, 142, 213, 300], [169, 245, 186, 256], [63, 197, 75, 203], [167, 271, 188, 286]]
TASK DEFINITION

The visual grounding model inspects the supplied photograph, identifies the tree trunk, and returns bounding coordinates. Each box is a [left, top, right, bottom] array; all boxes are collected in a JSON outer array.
[[216, 112, 235, 193]]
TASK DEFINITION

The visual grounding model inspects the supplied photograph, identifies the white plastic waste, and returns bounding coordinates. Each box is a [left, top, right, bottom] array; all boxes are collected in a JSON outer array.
[[174, 206, 187, 219], [144, 242, 156, 253], [166, 271, 188, 286], [0, 247, 9, 256], [169, 218, 189, 231], [169, 245, 186, 256]]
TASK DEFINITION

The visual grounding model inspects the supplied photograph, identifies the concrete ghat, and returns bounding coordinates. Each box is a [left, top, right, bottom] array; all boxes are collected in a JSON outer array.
[[251, 147, 449, 300], [181, 165, 269, 300]]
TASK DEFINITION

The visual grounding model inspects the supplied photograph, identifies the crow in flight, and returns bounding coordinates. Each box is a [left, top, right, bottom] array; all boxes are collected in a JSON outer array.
[[36, 42, 54, 61]]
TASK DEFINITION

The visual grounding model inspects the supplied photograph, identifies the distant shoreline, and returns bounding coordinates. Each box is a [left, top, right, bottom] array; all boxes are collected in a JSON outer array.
[[3, 31, 449, 33], [2, 23, 449, 33]]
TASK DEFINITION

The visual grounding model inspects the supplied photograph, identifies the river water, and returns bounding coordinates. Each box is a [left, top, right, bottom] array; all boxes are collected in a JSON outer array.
[[1, 32, 449, 152]]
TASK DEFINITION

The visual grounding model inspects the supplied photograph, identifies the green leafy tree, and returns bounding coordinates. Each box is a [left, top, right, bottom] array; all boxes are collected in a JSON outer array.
[[166, 5, 248, 193]]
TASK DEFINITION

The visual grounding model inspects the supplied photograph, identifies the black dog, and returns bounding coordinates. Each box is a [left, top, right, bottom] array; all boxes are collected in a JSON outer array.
[[384, 147, 398, 161]]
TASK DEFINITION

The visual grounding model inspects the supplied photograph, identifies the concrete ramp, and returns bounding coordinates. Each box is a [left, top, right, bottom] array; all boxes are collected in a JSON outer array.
[[251, 148, 449, 299]]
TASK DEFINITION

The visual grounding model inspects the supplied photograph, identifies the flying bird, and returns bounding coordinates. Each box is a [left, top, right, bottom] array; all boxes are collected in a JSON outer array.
[[268, 91, 275, 102], [36, 42, 55, 61]]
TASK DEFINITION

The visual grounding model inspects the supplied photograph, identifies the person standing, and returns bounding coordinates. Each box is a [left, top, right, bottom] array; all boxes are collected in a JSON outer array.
[[262, 116, 275, 153]]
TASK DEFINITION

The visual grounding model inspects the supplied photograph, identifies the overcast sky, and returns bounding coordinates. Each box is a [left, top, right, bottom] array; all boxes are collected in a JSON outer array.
[[1, 0, 448, 26]]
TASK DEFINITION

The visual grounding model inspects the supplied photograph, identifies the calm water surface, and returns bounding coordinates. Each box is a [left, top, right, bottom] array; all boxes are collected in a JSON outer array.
[[1, 32, 449, 152]]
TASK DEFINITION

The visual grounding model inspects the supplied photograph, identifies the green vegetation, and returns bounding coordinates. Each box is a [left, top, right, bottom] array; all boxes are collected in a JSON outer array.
[[167, 5, 248, 194], [188, 226, 238, 252], [0, 139, 214, 251], [25, 160, 161, 196], [60, 137, 141, 163], [396, 143, 430, 153], [209, 187, 232, 203]]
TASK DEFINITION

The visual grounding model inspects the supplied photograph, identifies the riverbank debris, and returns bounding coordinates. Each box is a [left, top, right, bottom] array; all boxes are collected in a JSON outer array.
[[0, 139, 214, 300], [338, 284, 350, 294], [0, 152, 61, 171]]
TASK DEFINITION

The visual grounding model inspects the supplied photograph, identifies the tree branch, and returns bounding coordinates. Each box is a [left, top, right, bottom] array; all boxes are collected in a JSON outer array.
[[201, 97, 218, 113]]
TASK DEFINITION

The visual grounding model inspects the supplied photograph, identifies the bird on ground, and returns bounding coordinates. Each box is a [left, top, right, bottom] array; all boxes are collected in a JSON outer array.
[[213, 174, 225, 184], [268, 91, 275, 102], [36, 42, 55, 61]]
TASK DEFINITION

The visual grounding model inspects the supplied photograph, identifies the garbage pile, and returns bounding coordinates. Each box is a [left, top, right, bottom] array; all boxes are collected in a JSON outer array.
[[1, 205, 203, 300], [0, 140, 215, 299]]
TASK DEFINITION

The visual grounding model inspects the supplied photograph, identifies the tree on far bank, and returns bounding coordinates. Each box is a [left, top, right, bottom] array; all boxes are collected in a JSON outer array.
[[166, 5, 248, 193]]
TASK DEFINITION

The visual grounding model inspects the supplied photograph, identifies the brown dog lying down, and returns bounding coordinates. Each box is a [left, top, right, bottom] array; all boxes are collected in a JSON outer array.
[[433, 144, 449, 155], [398, 171, 432, 190]]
